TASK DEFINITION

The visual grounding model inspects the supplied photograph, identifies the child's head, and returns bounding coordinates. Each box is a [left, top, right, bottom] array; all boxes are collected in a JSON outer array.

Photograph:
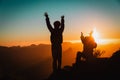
[[53, 21, 61, 29]]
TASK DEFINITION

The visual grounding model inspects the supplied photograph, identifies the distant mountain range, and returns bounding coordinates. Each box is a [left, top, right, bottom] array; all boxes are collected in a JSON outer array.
[[0, 42, 120, 80], [0, 42, 82, 80]]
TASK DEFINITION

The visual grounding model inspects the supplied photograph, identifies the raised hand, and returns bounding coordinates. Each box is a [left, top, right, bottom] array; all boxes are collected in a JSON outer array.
[[44, 12, 48, 17], [61, 15, 64, 19], [90, 31, 93, 36], [81, 32, 83, 36]]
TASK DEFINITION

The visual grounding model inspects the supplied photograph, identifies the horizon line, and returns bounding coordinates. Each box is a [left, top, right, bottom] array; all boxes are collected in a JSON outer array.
[[0, 38, 120, 47]]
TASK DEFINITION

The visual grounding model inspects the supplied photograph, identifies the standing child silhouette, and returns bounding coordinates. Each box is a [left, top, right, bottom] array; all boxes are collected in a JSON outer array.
[[44, 12, 65, 72]]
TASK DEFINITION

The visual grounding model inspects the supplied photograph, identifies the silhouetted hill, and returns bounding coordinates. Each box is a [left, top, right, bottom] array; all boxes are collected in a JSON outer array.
[[0, 44, 52, 80], [47, 49, 120, 80], [0, 42, 82, 80], [0, 43, 120, 80], [0, 44, 51, 67], [110, 49, 120, 64]]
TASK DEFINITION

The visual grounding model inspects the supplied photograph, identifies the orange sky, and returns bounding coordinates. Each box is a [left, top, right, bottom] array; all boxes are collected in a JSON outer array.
[[0, 0, 120, 47]]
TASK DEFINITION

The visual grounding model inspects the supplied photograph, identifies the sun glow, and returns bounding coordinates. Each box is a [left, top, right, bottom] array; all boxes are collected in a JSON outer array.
[[92, 27, 100, 43]]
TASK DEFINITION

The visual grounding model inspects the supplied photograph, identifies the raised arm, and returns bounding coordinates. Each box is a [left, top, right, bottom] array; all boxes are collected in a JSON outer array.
[[44, 12, 53, 32], [89, 31, 93, 37], [60, 15, 65, 32], [80, 32, 85, 43]]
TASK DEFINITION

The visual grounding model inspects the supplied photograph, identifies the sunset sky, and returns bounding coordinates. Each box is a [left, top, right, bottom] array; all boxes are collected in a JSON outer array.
[[0, 0, 120, 46]]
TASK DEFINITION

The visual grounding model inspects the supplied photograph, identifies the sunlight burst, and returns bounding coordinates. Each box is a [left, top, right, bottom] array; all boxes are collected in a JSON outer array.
[[92, 27, 100, 43]]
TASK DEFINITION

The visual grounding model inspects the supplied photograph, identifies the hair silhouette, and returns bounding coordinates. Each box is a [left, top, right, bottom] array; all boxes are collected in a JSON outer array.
[[44, 12, 65, 72]]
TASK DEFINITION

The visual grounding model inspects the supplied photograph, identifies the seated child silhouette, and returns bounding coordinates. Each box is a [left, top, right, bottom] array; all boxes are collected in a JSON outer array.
[[80, 31, 97, 62]]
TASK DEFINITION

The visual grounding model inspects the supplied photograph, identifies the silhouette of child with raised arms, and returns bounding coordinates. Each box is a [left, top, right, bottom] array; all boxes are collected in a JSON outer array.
[[44, 12, 65, 72], [80, 31, 97, 62]]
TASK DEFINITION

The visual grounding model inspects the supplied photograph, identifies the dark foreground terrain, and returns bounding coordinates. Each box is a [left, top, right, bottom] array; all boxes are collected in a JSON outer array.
[[47, 49, 120, 80], [0, 45, 120, 80]]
